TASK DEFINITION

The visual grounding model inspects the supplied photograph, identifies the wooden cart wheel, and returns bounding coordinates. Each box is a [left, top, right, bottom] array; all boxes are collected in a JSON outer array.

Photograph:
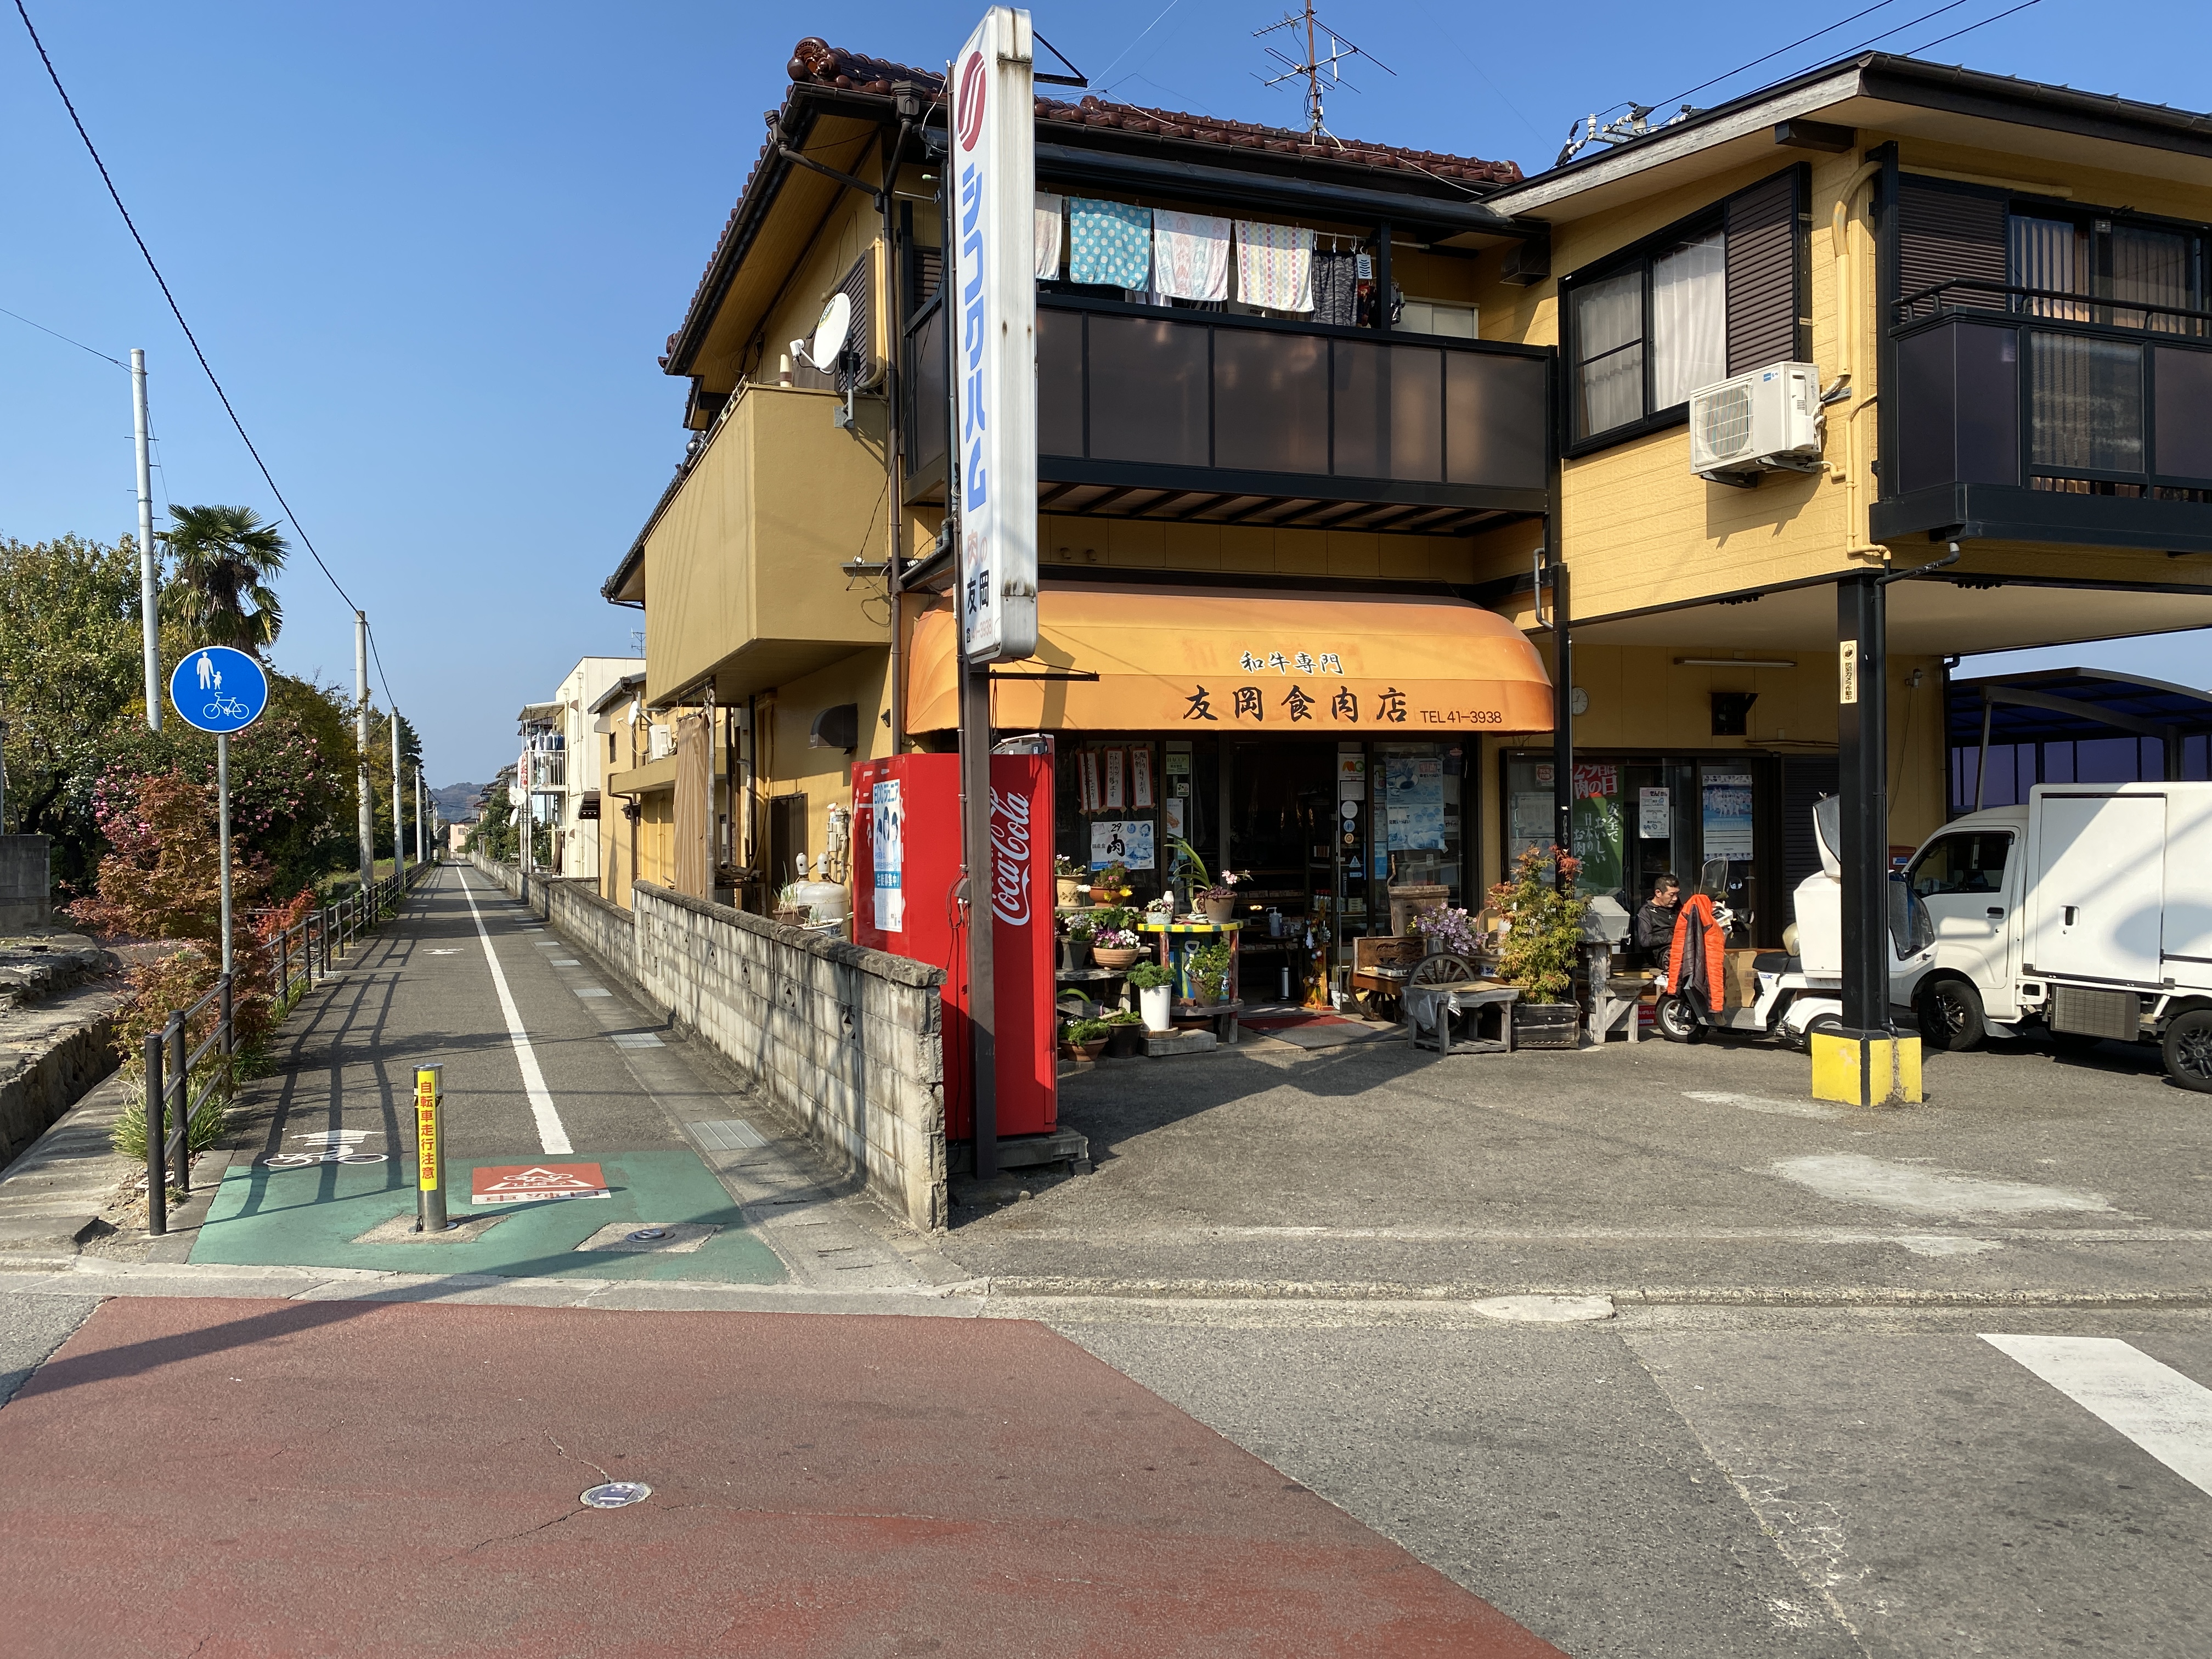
[[1407, 952, 1474, 987]]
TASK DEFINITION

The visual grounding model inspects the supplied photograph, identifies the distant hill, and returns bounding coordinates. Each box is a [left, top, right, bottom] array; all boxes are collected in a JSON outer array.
[[432, 782, 490, 823]]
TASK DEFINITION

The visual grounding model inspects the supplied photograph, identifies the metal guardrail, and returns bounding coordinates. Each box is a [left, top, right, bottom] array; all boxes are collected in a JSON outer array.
[[144, 857, 437, 1235]]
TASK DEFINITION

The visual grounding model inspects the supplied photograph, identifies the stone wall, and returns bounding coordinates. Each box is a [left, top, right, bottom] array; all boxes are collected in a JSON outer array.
[[467, 854, 946, 1230], [0, 836, 52, 932]]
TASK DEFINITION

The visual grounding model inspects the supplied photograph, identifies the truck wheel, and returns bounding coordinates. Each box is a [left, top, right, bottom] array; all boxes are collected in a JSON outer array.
[[2163, 1010, 2212, 1093], [1916, 977, 1986, 1053], [1654, 994, 1705, 1044]]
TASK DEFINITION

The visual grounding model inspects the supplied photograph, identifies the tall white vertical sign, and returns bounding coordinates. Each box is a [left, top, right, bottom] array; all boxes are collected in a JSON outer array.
[[950, 7, 1039, 663]]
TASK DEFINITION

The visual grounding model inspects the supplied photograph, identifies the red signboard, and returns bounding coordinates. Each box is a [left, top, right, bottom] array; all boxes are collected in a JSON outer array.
[[470, 1164, 611, 1205], [853, 752, 1056, 1141]]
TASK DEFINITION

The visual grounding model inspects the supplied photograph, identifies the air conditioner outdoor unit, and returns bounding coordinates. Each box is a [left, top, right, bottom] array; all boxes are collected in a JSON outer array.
[[1689, 361, 1823, 482]]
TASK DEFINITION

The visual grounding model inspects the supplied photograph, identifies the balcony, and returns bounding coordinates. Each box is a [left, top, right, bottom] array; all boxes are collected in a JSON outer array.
[[908, 295, 1552, 537], [1874, 280, 2212, 554]]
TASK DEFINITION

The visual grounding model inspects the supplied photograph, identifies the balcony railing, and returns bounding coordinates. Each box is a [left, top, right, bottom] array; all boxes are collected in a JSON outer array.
[[1876, 280, 2212, 552], [906, 293, 1553, 535]]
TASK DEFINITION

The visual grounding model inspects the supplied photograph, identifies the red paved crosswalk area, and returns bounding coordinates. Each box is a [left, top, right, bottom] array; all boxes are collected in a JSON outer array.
[[1, 1297, 1560, 1657]]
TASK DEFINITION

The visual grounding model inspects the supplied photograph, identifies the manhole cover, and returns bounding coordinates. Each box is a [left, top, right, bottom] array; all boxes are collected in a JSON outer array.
[[628, 1227, 668, 1242], [580, 1481, 651, 1509]]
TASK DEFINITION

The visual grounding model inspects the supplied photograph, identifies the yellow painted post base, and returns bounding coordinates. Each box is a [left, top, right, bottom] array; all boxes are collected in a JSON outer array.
[[1810, 1032, 1923, 1107]]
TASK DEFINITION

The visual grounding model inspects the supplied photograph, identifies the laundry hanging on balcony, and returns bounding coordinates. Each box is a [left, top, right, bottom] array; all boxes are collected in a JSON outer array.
[[1150, 209, 1232, 303], [1068, 198, 1154, 290], [1034, 191, 1064, 280], [1236, 221, 1314, 313], [1312, 249, 1358, 326]]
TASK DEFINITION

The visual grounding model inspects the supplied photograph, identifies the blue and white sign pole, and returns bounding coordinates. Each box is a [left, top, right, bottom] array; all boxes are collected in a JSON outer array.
[[168, 647, 270, 978]]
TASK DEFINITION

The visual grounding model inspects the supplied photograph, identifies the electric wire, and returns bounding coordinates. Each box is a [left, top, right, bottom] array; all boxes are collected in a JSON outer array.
[[1656, 0, 1911, 108], [13, 0, 360, 617], [1906, 0, 2042, 55], [0, 303, 124, 366]]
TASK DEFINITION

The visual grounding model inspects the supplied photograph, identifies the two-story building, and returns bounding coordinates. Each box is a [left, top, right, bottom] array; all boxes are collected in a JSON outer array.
[[605, 35, 2212, 1007]]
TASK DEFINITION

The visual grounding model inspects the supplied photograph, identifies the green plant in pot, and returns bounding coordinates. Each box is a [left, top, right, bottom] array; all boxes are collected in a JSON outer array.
[[1187, 938, 1234, 1006], [1171, 839, 1251, 924], [1062, 1016, 1111, 1061], [1487, 844, 1588, 1048], [1126, 958, 1176, 1032], [1101, 1008, 1147, 1058]]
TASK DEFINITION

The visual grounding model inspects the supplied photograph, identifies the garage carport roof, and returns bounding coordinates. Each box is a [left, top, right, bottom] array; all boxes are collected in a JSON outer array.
[[1947, 668, 2212, 748]]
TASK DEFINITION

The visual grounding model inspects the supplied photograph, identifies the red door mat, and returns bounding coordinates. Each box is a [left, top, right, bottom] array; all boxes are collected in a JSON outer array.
[[469, 1164, 611, 1205]]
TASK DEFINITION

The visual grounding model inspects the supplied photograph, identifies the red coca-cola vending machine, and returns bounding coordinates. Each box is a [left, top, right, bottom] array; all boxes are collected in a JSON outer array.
[[851, 751, 1056, 1140]]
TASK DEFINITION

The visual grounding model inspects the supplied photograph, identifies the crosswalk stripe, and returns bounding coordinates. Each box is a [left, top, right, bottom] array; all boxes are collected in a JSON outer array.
[[1983, 1334, 2212, 1499]]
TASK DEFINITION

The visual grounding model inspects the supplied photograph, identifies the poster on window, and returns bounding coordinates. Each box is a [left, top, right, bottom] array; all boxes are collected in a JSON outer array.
[[1383, 757, 1446, 851], [1701, 772, 1756, 861], [1079, 749, 1099, 812], [1104, 747, 1125, 811], [1090, 818, 1155, 870], [1572, 786, 1624, 901], [1638, 787, 1671, 839], [1131, 747, 1154, 809], [1510, 791, 1554, 859], [1164, 796, 1184, 839], [871, 777, 904, 933]]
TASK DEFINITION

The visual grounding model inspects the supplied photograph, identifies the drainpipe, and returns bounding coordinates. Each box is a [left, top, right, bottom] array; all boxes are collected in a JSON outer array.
[[1830, 154, 1884, 559], [1549, 558, 1573, 889]]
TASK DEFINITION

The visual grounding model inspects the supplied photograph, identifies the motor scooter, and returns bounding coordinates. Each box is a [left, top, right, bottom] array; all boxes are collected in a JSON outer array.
[[1652, 796, 1934, 1046]]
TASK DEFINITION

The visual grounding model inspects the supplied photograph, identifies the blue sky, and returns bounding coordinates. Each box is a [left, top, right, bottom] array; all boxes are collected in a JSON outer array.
[[2, 0, 2204, 785]]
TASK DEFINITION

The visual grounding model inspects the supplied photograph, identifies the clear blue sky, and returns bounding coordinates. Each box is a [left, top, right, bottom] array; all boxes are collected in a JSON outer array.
[[2, 1, 2204, 786]]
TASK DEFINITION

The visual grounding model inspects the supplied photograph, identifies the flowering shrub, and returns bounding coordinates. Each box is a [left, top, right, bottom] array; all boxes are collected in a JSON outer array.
[[1412, 905, 1480, 959], [1092, 927, 1139, 950], [1486, 845, 1588, 1005]]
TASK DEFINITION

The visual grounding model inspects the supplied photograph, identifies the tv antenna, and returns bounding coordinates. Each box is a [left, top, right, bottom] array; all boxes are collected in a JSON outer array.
[[1254, 3, 1393, 143]]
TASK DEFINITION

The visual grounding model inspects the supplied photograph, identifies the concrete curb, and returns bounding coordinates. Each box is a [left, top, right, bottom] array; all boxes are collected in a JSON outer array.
[[0, 1069, 138, 1255]]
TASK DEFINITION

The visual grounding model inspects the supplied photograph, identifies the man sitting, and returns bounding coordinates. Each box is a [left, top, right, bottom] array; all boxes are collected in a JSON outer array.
[[1634, 875, 1680, 964]]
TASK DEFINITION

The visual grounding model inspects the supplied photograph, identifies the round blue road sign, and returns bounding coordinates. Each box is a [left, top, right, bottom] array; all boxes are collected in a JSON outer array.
[[168, 646, 270, 735]]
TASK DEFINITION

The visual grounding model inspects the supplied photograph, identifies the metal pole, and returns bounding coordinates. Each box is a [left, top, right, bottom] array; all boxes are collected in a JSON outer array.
[[217, 733, 234, 977], [961, 657, 998, 1179], [144, 1030, 167, 1235], [356, 612, 374, 893], [1974, 691, 1994, 812], [414, 1065, 449, 1232], [391, 708, 407, 888], [1837, 573, 1889, 1051], [132, 349, 161, 734], [168, 1017, 189, 1190], [1550, 559, 1575, 885], [415, 767, 425, 864]]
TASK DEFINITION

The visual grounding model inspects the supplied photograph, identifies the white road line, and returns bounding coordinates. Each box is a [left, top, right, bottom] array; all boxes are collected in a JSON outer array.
[[455, 868, 572, 1155], [1983, 1334, 2212, 1498]]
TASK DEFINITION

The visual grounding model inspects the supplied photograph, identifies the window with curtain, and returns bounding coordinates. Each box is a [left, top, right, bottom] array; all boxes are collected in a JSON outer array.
[[2010, 211, 2205, 334], [1570, 228, 1729, 443]]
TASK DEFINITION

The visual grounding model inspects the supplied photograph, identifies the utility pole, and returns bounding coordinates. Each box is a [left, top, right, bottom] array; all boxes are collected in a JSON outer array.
[[391, 707, 408, 885], [132, 349, 160, 733], [355, 612, 374, 892], [415, 767, 425, 863]]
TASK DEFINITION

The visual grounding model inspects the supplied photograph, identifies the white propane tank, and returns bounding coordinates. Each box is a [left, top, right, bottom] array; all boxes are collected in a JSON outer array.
[[788, 881, 851, 925]]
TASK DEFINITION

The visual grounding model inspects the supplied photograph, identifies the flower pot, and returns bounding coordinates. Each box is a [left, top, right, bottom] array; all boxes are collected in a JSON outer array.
[[1059, 1037, 1109, 1063], [1103, 1024, 1146, 1059], [1513, 1000, 1582, 1049], [1059, 939, 1092, 972], [1197, 895, 1236, 924], [1092, 945, 1141, 972], [1057, 876, 1082, 907], [1139, 984, 1172, 1033]]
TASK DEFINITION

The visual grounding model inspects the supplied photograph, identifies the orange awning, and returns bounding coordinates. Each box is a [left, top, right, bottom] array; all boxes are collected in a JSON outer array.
[[906, 585, 1552, 735]]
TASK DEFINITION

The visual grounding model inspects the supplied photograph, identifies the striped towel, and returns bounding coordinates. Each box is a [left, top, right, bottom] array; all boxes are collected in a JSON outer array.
[[1236, 221, 1314, 312], [1069, 198, 1153, 290], [1151, 209, 1232, 303], [1034, 191, 1063, 280]]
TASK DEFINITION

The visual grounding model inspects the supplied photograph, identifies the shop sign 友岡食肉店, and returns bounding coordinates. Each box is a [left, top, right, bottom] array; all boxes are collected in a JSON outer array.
[[1181, 682, 1506, 726]]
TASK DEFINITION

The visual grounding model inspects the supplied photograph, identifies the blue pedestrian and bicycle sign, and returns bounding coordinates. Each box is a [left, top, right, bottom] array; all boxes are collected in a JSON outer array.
[[168, 646, 269, 735]]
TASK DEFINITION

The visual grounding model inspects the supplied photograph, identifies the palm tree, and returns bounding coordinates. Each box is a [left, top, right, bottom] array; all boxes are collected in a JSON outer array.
[[160, 504, 287, 653]]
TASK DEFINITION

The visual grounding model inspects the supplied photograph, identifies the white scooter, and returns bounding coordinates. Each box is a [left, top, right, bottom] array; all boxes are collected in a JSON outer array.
[[1653, 796, 1934, 1047]]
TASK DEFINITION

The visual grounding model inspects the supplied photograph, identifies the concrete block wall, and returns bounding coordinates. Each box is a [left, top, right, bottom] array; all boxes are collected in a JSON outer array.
[[467, 853, 946, 1231]]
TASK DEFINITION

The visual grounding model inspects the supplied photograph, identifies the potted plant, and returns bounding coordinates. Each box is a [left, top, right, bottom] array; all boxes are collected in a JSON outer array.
[[1058, 909, 1097, 972], [1062, 1016, 1110, 1063], [1102, 1009, 1147, 1058], [1187, 938, 1234, 1006], [1486, 845, 1588, 1049], [1127, 958, 1176, 1032], [1410, 902, 1481, 963], [1170, 839, 1251, 925], [1090, 907, 1143, 971], [1055, 854, 1084, 909], [1097, 859, 1133, 902]]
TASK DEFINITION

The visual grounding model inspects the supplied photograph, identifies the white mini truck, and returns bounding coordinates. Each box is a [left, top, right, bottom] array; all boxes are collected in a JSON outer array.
[[1901, 781, 2212, 1091]]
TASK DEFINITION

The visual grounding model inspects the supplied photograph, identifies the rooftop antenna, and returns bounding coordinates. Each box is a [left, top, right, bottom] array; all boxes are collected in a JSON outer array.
[[1254, 2, 1393, 143]]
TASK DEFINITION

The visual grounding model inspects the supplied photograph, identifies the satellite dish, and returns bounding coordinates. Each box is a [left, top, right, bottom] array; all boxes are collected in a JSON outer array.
[[810, 292, 852, 368]]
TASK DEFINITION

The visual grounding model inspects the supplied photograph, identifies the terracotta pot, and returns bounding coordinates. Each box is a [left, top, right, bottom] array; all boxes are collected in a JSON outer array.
[[1198, 895, 1236, 923], [1091, 946, 1141, 972], [1060, 1038, 1109, 1063]]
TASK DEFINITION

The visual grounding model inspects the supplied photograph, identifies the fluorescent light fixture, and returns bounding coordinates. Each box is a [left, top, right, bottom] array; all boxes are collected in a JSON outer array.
[[1674, 657, 1797, 668]]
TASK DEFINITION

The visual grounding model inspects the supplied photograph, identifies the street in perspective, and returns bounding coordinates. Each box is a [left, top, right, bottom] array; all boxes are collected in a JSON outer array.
[[3, 3, 2212, 1655]]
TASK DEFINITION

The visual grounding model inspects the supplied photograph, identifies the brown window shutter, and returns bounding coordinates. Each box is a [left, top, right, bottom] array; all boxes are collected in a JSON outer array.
[[911, 246, 944, 310], [1895, 177, 2007, 313], [1725, 171, 1800, 374]]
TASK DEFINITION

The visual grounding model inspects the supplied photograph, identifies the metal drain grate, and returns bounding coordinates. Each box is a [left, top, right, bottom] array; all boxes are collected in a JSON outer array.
[[689, 1119, 767, 1152]]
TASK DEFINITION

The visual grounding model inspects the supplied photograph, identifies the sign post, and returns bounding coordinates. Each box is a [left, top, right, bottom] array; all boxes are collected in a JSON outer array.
[[949, 6, 1037, 1181], [414, 1065, 449, 1232], [168, 646, 271, 978]]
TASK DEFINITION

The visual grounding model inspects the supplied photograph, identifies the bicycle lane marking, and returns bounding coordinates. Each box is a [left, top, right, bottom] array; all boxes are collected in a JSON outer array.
[[456, 866, 573, 1155]]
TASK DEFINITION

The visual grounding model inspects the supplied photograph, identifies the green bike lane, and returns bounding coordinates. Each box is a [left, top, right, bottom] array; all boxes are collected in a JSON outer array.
[[192, 862, 788, 1285]]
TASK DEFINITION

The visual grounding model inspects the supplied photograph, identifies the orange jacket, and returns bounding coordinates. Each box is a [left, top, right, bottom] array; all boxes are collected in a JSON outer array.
[[1667, 893, 1726, 1016]]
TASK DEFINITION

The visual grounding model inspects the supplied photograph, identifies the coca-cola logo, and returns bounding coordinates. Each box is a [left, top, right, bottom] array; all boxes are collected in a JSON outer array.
[[988, 787, 1030, 927], [955, 50, 986, 151]]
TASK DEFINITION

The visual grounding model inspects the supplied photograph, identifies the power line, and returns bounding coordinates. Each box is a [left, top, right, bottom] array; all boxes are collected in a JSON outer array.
[[1821, 0, 1981, 61], [1908, 0, 2042, 55], [0, 302, 124, 366], [1657, 0, 1911, 108], [13, 0, 361, 617]]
